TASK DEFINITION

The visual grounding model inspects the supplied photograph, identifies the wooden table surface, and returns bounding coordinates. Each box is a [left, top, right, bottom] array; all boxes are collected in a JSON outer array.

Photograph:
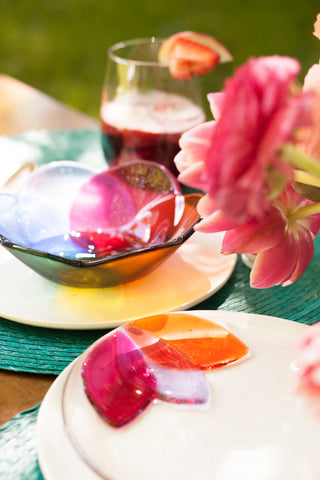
[[0, 73, 99, 425]]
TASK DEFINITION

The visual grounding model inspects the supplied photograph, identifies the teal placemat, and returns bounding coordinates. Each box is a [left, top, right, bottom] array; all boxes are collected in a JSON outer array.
[[0, 321, 110, 374], [0, 404, 43, 480]]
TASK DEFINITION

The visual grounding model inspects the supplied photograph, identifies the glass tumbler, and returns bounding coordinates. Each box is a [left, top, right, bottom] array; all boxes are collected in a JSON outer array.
[[100, 37, 206, 176]]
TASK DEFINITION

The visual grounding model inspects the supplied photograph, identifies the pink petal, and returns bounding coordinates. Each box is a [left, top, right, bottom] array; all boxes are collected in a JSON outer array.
[[195, 196, 240, 232], [195, 212, 239, 233], [221, 212, 284, 254], [196, 194, 217, 217], [250, 228, 314, 288], [175, 153, 207, 191], [207, 92, 224, 120], [258, 92, 314, 170], [282, 228, 314, 285], [174, 121, 216, 190], [179, 120, 215, 153], [250, 243, 295, 288]]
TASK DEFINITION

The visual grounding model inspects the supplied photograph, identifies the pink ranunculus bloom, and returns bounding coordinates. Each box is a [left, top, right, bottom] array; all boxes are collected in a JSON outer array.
[[175, 55, 314, 224], [296, 321, 320, 415], [220, 186, 320, 288]]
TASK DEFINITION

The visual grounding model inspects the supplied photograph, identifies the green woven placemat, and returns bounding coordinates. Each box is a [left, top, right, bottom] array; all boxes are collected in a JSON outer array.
[[0, 321, 110, 374], [0, 404, 43, 480]]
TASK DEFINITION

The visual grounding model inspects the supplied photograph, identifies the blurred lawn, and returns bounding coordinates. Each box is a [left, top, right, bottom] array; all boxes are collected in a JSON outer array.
[[1, 0, 320, 119]]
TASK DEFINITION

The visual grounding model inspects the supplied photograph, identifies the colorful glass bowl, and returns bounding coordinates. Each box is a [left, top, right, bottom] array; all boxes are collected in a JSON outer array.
[[0, 160, 202, 288]]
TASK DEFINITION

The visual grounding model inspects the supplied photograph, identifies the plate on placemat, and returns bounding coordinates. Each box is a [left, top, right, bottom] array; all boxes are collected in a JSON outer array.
[[37, 310, 320, 480], [0, 129, 236, 329]]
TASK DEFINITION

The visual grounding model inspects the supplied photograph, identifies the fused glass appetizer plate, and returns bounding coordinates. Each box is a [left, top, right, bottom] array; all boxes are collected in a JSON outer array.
[[0, 159, 202, 288], [37, 310, 320, 480]]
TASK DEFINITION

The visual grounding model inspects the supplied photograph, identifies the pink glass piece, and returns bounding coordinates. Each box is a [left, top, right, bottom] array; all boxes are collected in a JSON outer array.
[[69, 160, 181, 254], [69, 171, 137, 232], [81, 329, 157, 427], [82, 324, 210, 428]]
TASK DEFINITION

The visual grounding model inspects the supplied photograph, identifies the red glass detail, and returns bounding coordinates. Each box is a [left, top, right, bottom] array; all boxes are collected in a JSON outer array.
[[81, 330, 157, 427]]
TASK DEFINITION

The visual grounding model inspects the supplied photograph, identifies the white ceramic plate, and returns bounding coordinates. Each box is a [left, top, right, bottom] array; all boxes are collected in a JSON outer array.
[[0, 232, 236, 329], [36, 310, 320, 480]]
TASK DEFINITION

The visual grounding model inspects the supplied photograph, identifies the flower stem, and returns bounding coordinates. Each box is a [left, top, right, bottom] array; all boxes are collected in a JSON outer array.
[[288, 202, 320, 222], [281, 144, 320, 179]]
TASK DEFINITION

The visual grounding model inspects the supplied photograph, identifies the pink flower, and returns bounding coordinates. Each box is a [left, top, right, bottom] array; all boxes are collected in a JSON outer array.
[[221, 186, 320, 288], [175, 55, 314, 225], [296, 321, 320, 414]]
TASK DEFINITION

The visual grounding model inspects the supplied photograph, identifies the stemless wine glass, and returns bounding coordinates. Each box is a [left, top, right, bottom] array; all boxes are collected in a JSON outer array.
[[100, 37, 206, 176]]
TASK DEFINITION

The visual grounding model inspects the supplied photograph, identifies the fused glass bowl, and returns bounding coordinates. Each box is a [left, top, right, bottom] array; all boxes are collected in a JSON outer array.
[[0, 160, 202, 288]]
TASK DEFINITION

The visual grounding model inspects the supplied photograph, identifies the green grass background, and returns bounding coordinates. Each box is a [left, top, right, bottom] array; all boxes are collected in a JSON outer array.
[[1, 0, 320, 119]]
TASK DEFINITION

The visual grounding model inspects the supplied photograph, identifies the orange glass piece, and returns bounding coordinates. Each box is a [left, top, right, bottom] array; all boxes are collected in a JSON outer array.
[[131, 312, 250, 370]]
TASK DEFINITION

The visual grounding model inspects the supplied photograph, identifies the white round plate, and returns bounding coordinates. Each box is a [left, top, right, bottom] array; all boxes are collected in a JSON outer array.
[[37, 310, 320, 480], [0, 232, 235, 329]]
